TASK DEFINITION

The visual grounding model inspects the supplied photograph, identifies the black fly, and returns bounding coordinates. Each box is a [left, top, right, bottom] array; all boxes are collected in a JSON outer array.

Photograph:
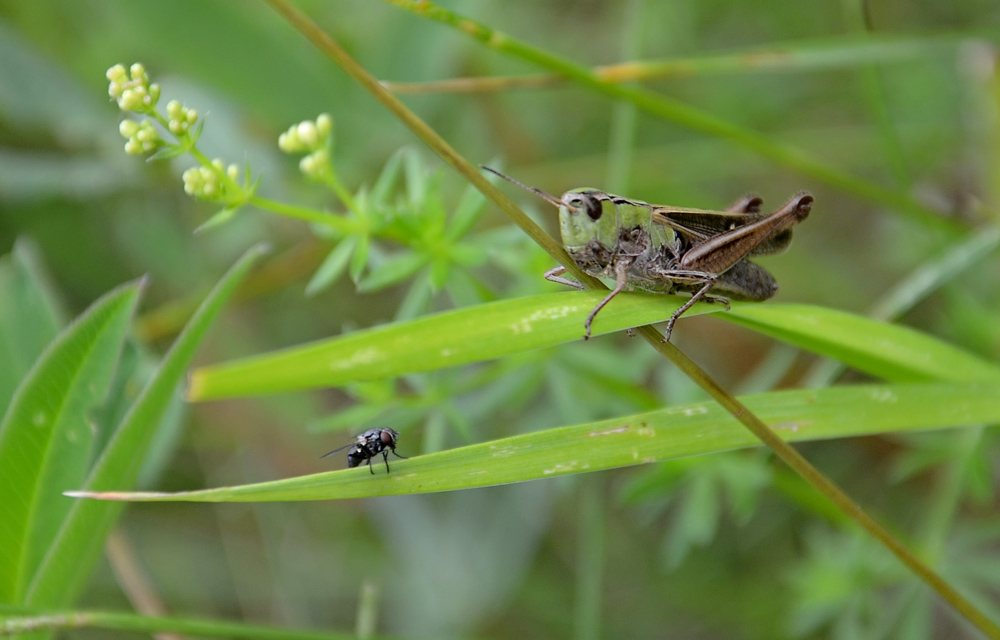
[[322, 428, 407, 474]]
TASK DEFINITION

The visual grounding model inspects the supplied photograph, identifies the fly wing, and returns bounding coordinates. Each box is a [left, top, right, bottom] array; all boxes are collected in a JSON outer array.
[[320, 442, 356, 458]]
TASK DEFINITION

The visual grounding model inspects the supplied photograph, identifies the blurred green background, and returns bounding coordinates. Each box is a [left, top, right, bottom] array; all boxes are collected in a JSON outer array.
[[2, 0, 999, 638]]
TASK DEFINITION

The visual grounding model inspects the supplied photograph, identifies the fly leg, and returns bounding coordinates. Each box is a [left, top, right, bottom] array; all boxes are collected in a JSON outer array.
[[382, 450, 391, 473], [583, 260, 629, 340], [544, 265, 584, 290]]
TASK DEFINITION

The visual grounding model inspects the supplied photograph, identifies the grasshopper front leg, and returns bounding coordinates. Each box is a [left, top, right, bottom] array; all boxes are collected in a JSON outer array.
[[582, 259, 630, 340], [545, 263, 632, 339], [544, 265, 585, 290]]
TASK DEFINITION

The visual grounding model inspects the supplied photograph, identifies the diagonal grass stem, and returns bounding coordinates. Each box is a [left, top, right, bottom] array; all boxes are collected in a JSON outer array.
[[262, 1, 999, 635]]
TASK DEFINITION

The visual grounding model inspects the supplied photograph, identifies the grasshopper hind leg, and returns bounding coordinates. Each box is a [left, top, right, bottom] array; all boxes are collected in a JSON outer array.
[[702, 294, 731, 311], [662, 275, 718, 342]]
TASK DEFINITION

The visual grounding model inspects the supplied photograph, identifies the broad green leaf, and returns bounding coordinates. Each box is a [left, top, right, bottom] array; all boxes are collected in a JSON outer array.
[[188, 295, 1000, 401], [0, 238, 65, 411], [723, 304, 1000, 384], [69, 382, 1000, 502], [0, 281, 139, 604], [24, 244, 267, 608]]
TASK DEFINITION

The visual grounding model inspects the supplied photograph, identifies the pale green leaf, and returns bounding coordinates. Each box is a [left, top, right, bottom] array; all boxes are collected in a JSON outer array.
[[356, 251, 427, 292], [145, 144, 187, 161], [193, 206, 240, 233], [446, 179, 489, 241], [370, 147, 406, 207], [304, 238, 356, 296], [348, 233, 369, 283]]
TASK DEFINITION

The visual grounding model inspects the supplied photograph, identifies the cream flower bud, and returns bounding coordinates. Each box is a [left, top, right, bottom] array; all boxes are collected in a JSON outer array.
[[119, 120, 140, 138], [316, 113, 332, 138], [106, 64, 127, 82], [296, 121, 319, 148]]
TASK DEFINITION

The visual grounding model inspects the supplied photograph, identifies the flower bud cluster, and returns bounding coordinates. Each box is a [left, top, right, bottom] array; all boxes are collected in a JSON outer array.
[[119, 119, 160, 155], [106, 63, 160, 113], [278, 114, 333, 178], [166, 100, 199, 135], [182, 159, 240, 200]]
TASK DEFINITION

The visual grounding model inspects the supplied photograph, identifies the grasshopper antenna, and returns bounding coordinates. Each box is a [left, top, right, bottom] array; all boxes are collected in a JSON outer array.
[[481, 166, 567, 210]]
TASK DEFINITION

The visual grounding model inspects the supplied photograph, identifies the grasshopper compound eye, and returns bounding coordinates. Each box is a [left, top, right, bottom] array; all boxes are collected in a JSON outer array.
[[568, 195, 602, 221], [583, 197, 602, 221]]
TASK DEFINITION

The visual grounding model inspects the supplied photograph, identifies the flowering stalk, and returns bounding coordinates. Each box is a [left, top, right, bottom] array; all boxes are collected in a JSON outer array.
[[106, 62, 344, 232]]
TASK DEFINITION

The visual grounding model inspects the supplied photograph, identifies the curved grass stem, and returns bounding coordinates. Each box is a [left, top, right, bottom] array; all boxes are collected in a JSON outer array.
[[383, 34, 952, 95], [382, 0, 964, 237]]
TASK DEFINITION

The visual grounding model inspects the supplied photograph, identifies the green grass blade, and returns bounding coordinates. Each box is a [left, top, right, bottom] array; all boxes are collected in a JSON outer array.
[[723, 303, 1000, 384], [24, 244, 268, 608], [384, 34, 954, 94], [188, 295, 1000, 401], [0, 608, 359, 639], [69, 382, 1000, 502], [0, 281, 140, 604], [188, 291, 712, 399], [804, 225, 1000, 387]]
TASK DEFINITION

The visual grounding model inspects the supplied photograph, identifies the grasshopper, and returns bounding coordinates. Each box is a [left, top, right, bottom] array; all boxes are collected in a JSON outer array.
[[483, 167, 812, 341]]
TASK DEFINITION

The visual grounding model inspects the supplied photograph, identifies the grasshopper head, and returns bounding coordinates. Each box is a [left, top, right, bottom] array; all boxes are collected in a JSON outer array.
[[558, 189, 618, 251], [480, 166, 618, 261]]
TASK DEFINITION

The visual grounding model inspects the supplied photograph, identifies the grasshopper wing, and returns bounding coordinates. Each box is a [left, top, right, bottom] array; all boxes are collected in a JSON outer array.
[[652, 195, 798, 257]]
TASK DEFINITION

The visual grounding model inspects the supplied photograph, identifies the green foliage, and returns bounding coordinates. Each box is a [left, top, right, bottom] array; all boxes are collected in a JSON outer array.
[[0, 278, 138, 605], [3, 2, 1000, 639], [0, 244, 265, 632]]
